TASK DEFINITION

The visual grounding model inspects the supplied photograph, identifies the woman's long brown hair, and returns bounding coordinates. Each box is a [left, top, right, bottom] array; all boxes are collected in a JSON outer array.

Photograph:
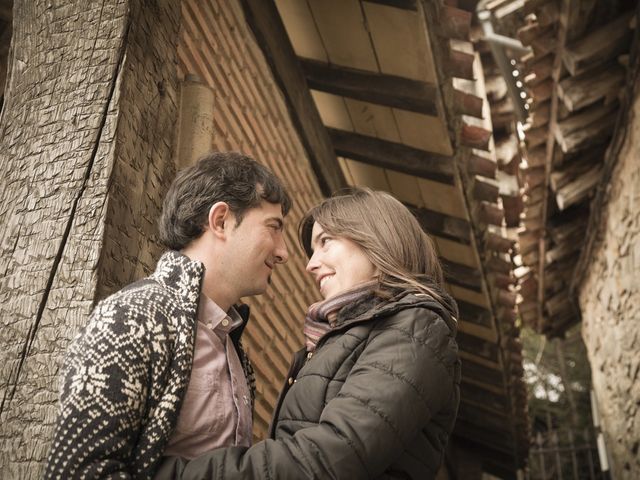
[[299, 188, 445, 302]]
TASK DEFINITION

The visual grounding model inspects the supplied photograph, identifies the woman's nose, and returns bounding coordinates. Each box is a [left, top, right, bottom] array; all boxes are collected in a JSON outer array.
[[306, 252, 319, 273]]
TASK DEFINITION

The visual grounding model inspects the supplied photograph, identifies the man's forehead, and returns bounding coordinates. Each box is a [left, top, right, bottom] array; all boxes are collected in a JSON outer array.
[[246, 201, 285, 224]]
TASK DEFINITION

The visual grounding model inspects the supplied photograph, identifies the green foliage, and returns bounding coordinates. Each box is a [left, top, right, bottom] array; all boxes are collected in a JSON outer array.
[[521, 324, 594, 432]]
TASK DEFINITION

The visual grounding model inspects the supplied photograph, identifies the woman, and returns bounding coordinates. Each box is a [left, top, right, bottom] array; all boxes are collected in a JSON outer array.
[[157, 188, 460, 480]]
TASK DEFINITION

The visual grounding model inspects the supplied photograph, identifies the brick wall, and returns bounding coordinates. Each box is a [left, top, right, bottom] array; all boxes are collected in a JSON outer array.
[[579, 91, 640, 479], [178, 0, 325, 439]]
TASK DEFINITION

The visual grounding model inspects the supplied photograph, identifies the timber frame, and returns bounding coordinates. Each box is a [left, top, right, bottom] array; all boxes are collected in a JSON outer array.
[[240, 0, 530, 476], [487, 0, 639, 338]]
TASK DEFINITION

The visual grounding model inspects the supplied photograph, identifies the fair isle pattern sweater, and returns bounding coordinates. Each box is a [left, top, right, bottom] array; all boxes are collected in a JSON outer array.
[[44, 251, 255, 479]]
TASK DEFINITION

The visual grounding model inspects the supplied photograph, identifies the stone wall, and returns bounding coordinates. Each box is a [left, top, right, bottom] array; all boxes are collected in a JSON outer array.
[[178, 0, 325, 439], [578, 89, 640, 479]]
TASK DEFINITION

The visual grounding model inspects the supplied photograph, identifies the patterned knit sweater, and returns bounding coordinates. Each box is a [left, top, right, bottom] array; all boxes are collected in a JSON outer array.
[[44, 251, 255, 479]]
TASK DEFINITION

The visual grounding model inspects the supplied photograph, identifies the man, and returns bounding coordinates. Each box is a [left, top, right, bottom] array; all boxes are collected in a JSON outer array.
[[44, 152, 291, 479]]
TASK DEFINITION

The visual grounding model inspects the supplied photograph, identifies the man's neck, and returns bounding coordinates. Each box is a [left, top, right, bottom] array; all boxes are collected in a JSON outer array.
[[181, 246, 237, 313], [200, 275, 236, 313]]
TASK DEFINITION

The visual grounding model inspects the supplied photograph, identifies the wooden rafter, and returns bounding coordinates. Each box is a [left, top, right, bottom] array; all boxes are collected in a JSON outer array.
[[410, 205, 472, 244], [328, 128, 455, 184], [572, 8, 640, 294], [300, 58, 438, 116], [536, 0, 577, 331]]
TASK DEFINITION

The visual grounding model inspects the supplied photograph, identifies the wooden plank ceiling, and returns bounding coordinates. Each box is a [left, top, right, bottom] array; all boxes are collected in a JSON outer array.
[[490, 0, 638, 337], [271, 0, 529, 475]]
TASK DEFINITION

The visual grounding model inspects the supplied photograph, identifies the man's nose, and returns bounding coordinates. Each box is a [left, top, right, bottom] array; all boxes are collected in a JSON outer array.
[[274, 236, 289, 264]]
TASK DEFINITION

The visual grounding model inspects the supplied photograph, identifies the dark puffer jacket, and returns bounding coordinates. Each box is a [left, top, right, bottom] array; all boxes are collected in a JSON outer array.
[[156, 289, 460, 480]]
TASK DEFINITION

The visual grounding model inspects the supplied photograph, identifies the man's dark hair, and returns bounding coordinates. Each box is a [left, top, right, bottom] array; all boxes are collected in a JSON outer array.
[[158, 151, 292, 250]]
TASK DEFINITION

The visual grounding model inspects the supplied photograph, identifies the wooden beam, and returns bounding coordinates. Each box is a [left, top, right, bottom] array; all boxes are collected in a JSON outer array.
[[471, 175, 500, 203], [485, 253, 512, 275], [241, 0, 346, 196], [437, 5, 472, 40], [460, 124, 492, 150], [411, 206, 472, 244], [562, 12, 634, 76], [549, 153, 602, 192], [442, 259, 483, 292], [475, 201, 504, 226], [484, 229, 515, 253], [557, 63, 626, 112], [517, 23, 553, 46], [446, 49, 475, 80], [466, 153, 497, 179], [457, 331, 500, 364], [453, 89, 484, 119], [300, 58, 438, 116], [362, 0, 416, 10], [530, 33, 556, 57], [529, 101, 550, 128], [461, 382, 509, 412], [553, 102, 617, 154], [328, 128, 455, 184], [457, 300, 493, 328], [457, 405, 512, 438], [528, 78, 553, 104], [571, 9, 640, 295], [461, 360, 506, 391], [555, 164, 601, 211], [526, 54, 553, 85]]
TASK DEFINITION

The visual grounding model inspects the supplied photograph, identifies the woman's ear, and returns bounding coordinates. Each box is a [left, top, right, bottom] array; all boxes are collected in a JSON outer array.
[[207, 201, 230, 238]]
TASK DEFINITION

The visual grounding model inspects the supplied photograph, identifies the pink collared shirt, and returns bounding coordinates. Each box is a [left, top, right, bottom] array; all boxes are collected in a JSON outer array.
[[164, 295, 253, 459]]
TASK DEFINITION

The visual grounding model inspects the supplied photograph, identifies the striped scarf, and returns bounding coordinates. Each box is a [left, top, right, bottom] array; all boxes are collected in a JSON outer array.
[[303, 281, 377, 352]]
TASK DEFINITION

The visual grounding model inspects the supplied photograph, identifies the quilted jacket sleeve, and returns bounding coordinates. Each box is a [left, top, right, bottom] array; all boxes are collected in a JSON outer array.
[[43, 297, 152, 479], [155, 307, 459, 480]]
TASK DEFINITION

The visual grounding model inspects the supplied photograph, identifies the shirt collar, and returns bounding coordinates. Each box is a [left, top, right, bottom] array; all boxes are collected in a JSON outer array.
[[198, 293, 243, 334]]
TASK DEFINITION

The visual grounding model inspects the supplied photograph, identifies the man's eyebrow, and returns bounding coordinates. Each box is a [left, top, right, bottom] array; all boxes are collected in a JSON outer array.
[[267, 217, 284, 229]]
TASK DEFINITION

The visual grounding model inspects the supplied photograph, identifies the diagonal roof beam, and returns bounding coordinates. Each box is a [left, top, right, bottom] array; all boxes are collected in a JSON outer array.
[[300, 58, 438, 116], [240, 0, 346, 196], [328, 128, 455, 184]]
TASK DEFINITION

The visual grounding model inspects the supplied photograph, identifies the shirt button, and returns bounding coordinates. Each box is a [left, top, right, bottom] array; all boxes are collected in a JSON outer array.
[[221, 318, 229, 327], [288, 377, 294, 385], [307, 352, 313, 359]]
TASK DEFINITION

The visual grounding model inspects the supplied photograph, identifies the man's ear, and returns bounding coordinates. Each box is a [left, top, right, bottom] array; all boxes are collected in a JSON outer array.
[[208, 201, 231, 238]]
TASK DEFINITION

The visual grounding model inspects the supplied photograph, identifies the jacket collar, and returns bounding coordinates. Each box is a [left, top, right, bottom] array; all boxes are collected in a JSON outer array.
[[151, 250, 205, 317], [332, 290, 458, 336]]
